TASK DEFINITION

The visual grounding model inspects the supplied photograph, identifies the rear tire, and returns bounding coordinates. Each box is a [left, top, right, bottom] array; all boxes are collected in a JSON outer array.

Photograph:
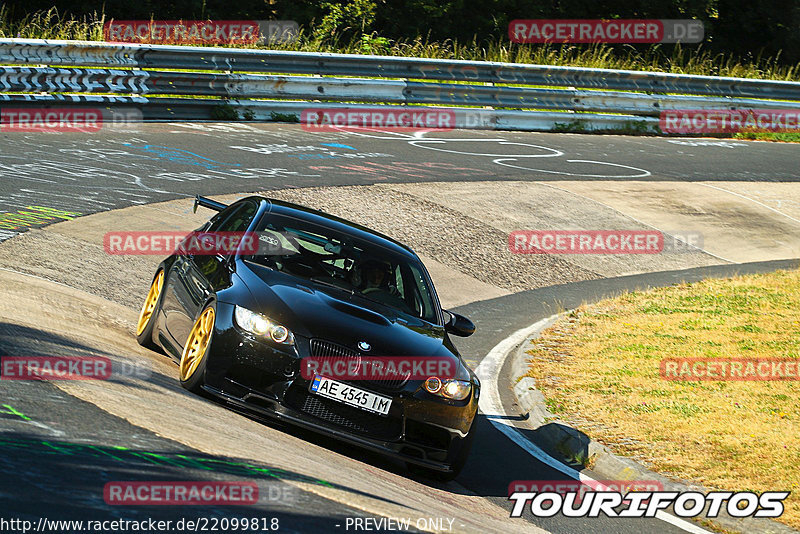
[[136, 270, 165, 351]]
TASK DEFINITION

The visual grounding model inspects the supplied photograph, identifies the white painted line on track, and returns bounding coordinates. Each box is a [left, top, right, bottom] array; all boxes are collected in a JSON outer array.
[[696, 183, 800, 226], [475, 316, 712, 534], [493, 158, 652, 178], [410, 141, 564, 158]]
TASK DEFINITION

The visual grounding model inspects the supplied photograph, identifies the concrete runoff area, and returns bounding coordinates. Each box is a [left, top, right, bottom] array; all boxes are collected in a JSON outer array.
[[2, 179, 798, 314], [548, 181, 800, 263]]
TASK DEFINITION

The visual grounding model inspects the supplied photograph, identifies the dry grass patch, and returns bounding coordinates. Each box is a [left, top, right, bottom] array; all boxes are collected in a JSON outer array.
[[526, 269, 800, 528]]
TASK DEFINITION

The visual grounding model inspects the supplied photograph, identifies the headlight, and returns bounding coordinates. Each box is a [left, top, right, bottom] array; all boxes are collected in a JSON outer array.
[[424, 377, 471, 401], [234, 306, 295, 345]]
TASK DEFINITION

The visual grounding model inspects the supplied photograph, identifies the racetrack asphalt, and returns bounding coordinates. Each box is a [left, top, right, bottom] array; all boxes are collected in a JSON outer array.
[[1, 124, 798, 235], [0, 123, 798, 534]]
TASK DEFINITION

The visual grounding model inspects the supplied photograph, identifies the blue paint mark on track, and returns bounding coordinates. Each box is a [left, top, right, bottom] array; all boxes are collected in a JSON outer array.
[[320, 143, 356, 151], [122, 144, 241, 169]]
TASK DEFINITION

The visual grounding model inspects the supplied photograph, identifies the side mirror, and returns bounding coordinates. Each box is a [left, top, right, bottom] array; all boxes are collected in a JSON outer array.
[[444, 311, 475, 337]]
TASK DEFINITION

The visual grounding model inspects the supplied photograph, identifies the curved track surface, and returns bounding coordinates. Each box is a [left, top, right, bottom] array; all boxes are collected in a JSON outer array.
[[1, 123, 799, 534]]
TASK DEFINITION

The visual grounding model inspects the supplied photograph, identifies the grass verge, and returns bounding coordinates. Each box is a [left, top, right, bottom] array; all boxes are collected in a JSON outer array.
[[525, 269, 800, 528], [733, 131, 800, 143]]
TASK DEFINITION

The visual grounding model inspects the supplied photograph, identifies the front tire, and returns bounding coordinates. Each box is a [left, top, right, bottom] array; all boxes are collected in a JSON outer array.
[[179, 305, 215, 393], [136, 270, 164, 351]]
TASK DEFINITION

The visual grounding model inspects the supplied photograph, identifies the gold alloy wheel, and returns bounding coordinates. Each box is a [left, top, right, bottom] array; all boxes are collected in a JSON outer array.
[[136, 270, 164, 335], [179, 307, 215, 382]]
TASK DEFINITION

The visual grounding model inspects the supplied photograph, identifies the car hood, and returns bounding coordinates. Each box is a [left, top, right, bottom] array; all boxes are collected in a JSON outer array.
[[235, 261, 453, 359]]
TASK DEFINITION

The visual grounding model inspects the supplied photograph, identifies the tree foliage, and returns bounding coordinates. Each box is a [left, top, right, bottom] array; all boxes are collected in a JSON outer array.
[[1, 0, 798, 63]]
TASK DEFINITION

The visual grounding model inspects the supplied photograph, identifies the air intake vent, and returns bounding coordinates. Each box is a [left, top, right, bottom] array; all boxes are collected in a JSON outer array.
[[285, 385, 402, 440]]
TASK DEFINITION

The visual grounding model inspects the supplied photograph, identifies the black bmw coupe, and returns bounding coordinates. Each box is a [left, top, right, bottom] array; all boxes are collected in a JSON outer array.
[[136, 195, 479, 480]]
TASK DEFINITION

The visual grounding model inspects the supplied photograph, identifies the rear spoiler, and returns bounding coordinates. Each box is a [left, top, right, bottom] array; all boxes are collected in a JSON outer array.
[[193, 195, 228, 213]]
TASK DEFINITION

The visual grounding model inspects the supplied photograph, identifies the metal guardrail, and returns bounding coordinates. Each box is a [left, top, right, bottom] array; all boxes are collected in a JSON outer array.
[[2, 67, 797, 117], [1, 38, 800, 132], [0, 94, 657, 131]]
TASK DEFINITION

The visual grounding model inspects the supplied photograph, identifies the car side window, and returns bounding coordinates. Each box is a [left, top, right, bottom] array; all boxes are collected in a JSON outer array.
[[394, 265, 404, 295], [397, 263, 437, 322], [207, 201, 258, 233], [411, 264, 436, 322], [206, 210, 230, 232]]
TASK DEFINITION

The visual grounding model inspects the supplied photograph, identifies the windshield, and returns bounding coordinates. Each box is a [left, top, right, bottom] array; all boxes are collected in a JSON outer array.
[[247, 213, 440, 324]]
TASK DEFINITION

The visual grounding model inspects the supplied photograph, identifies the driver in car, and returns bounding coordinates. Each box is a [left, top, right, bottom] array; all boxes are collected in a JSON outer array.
[[357, 259, 391, 291], [354, 259, 408, 310]]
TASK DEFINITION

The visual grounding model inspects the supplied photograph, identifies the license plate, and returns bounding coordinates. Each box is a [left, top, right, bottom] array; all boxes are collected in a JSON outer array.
[[310, 376, 392, 416]]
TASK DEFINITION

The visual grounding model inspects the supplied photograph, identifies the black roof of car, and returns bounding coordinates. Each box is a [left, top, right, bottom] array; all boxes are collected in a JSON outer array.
[[251, 196, 418, 259]]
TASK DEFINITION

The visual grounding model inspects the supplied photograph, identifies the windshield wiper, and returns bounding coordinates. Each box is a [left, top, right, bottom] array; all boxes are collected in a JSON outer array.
[[310, 277, 354, 296]]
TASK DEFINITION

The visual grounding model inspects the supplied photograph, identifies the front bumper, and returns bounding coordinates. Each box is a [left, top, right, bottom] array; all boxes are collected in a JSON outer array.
[[202, 302, 478, 471], [202, 382, 457, 472]]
